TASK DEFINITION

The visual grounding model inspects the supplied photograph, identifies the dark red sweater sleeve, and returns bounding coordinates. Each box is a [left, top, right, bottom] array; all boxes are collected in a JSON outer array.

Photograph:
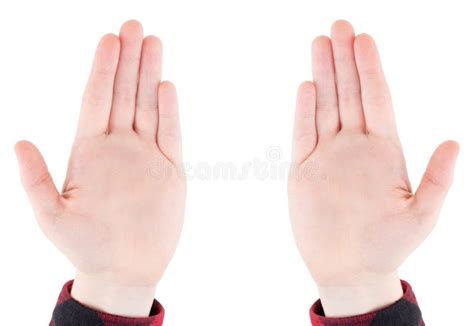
[[310, 280, 424, 326], [50, 280, 164, 326]]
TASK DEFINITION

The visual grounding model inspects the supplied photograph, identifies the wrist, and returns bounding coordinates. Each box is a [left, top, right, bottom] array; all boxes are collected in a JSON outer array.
[[71, 271, 157, 318], [317, 272, 403, 318]]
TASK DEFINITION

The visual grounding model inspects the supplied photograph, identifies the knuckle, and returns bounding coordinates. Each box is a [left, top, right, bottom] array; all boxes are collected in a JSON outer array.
[[423, 170, 448, 188], [113, 86, 136, 103], [27, 170, 51, 189], [82, 92, 107, 108], [294, 132, 315, 144], [338, 85, 361, 104], [367, 93, 391, 107], [137, 99, 157, 112], [159, 130, 181, 142], [94, 66, 115, 77]]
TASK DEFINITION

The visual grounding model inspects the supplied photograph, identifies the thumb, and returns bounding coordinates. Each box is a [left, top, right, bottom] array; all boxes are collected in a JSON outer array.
[[414, 140, 460, 216], [15, 140, 61, 229]]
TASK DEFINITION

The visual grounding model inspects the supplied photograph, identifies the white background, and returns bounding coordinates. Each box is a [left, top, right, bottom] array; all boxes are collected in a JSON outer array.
[[0, 0, 473, 325]]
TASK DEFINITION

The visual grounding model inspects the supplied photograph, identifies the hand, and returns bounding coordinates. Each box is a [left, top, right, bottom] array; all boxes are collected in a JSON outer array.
[[15, 20, 185, 317], [288, 20, 459, 317]]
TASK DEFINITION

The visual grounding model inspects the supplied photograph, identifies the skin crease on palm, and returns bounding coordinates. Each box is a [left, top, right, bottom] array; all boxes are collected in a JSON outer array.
[[288, 20, 459, 317], [15, 21, 186, 317]]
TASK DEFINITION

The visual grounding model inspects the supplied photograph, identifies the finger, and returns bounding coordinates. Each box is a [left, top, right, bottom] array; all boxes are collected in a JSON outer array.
[[331, 20, 365, 131], [312, 36, 339, 137], [134, 36, 162, 139], [157, 81, 182, 163], [354, 34, 397, 138], [14, 141, 61, 230], [77, 34, 120, 138], [109, 20, 144, 131], [291, 81, 317, 164], [413, 141, 459, 219]]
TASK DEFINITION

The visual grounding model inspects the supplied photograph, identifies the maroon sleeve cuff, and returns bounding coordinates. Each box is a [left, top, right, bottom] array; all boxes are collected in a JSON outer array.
[[50, 280, 164, 326], [310, 280, 424, 326]]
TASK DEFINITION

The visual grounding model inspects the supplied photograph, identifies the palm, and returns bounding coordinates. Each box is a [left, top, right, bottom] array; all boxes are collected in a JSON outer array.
[[288, 21, 458, 287], [293, 132, 415, 284], [57, 134, 182, 282]]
